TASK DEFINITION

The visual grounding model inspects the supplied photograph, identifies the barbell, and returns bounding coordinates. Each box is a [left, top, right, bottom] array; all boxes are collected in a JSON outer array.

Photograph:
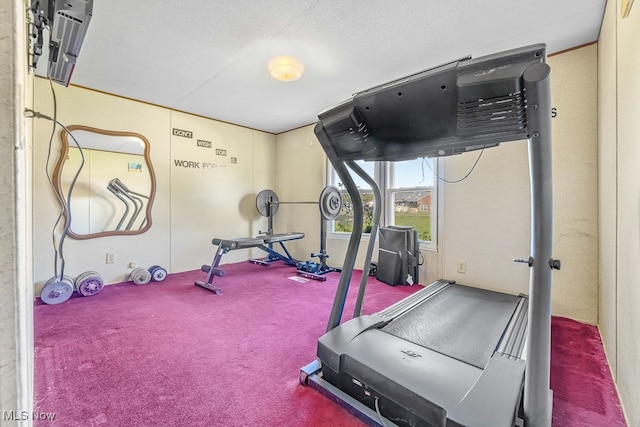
[[40, 270, 106, 304], [256, 185, 343, 221]]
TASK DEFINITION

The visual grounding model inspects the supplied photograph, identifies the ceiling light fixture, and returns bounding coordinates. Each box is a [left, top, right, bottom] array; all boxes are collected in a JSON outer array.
[[268, 56, 304, 82]]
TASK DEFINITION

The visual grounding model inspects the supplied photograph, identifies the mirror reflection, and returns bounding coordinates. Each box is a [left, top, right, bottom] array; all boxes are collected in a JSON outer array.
[[53, 125, 156, 239]]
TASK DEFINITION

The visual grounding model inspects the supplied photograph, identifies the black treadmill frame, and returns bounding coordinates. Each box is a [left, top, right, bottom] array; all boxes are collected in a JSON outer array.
[[302, 44, 556, 427]]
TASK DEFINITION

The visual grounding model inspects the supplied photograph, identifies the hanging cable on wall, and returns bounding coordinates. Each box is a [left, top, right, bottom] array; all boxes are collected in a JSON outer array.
[[421, 149, 485, 184], [25, 79, 86, 304]]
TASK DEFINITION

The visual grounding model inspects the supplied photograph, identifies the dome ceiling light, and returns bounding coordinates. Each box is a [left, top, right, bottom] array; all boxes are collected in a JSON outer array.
[[268, 56, 304, 82]]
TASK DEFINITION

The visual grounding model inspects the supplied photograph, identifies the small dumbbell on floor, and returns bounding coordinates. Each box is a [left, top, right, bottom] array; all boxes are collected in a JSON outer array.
[[129, 265, 168, 285], [75, 271, 105, 296], [129, 267, 152, 285], [148, 265, 167, 282]]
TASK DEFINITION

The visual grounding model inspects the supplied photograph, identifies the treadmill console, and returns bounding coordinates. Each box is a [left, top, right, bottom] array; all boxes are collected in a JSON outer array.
[[315, 44, 546, 161]]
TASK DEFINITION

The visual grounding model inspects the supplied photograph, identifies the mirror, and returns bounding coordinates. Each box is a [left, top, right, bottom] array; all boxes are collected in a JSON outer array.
[[53, 125, 156, 239]]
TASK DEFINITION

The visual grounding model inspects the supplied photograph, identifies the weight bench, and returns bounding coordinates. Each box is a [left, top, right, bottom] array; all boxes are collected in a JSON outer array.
[[195, 232, 305, 294]]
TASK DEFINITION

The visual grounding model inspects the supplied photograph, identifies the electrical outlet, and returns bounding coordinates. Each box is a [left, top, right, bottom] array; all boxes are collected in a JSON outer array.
[[457, 260, 466, 274], [106, 251, 116, 264]]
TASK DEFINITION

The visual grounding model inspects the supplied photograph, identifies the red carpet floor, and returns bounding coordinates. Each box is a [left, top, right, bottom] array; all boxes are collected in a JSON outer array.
[[33, 262, 626, 426]]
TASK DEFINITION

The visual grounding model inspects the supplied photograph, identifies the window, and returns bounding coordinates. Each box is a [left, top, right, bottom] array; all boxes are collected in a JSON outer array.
[[329, 158, 437, 249], [387, 158, 436, 244], [333, 160, 376, 234]]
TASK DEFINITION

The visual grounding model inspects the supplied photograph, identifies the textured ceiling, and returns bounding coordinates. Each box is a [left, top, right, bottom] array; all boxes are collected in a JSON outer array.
[[38, 0, 607, 134]]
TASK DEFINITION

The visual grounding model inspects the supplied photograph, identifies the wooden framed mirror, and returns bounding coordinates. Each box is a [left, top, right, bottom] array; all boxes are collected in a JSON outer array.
[[53, 125, 156, 239]]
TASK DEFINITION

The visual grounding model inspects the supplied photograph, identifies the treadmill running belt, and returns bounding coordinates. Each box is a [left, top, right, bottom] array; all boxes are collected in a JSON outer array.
[[382, 284, 521, 369]]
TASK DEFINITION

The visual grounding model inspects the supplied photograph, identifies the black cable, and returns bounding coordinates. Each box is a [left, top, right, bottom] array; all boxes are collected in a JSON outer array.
[[419, 157, 430, 184], [25, 107, 86, 281], [424, 149, 484, 184], [48, 76, 72, 280], [43, 77, 65, 278], [55, 124, 85, 279]]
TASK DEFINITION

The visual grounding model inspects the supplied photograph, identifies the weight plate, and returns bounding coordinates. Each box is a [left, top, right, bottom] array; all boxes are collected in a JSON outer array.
[[74, 271, 98, 288], [319, 185, 343, 220], [130, 267, 151, 285], [74, 271, 91, 288], [256, 189, 279, 217], [75, 271, 104, 296], [41, 275, 75, 305], [149, 265, 167, 282]]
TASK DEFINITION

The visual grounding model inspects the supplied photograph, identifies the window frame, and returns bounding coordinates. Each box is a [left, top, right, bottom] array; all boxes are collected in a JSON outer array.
[[327, 158, 438, 251]]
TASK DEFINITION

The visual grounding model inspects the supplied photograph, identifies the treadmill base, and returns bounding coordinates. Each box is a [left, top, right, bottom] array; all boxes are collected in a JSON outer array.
[[300, 360, 398, 427]]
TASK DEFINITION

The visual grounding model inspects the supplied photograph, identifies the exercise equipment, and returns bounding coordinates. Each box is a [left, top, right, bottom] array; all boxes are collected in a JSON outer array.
[[376, 226, 420, 286], [74, 271, 104, 296], [128, 265, 167, 286], [296, 186, 343, 281], [195, 233, 305, 294], [301, 44, 560, 427], [106, 178, 149, 231], [367, 262, 377, 276], [196, 186, 341, 293], [129, 267, 151, 285], [249, 185, 342, 270], [148, 265, 167, 282], [249, 189, 308, 266], [40, 275, 75, 304]]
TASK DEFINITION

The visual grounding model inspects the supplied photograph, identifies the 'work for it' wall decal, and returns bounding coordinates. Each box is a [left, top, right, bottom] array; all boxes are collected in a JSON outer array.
[[173, 159, 227, 170]]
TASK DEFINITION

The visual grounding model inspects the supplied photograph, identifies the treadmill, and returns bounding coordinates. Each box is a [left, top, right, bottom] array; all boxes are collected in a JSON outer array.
[[300, 44, 559, 427]]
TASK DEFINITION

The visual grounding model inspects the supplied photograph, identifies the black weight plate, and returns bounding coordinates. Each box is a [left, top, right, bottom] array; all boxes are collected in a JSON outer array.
[[319, 185, 343, 220], [256, 189, 279, 217]]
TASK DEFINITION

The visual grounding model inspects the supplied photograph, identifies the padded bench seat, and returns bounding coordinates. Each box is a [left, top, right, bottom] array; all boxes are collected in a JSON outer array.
[[196, 231, 306, 294], [212, 237, 264, 250]]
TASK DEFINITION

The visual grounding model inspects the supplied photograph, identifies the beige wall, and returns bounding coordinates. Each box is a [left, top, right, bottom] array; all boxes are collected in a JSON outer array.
[[598, 0, 618, 380], [598, 1, 640, 425], [31, 82, 276, 289], [441, 142, 531, 297], [443, 46, 599, 323], [549, 47, 599, 322], [169, 111, 276, 271], [273, 125, 327, 262]]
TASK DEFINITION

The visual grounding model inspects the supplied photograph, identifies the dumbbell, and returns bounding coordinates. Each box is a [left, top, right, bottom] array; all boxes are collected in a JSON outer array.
[[75, 271, 105, 297], [129, 265, 168, 285], [129, 267, 152, 285], [148, 265, 167, 282]]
